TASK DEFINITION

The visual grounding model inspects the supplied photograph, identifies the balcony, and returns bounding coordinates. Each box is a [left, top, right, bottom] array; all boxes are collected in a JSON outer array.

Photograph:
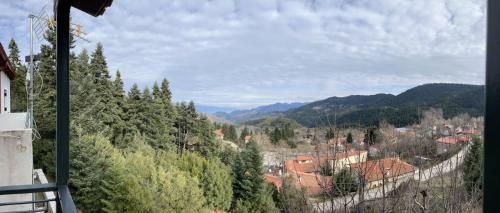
[[0, 0, 112, 212]]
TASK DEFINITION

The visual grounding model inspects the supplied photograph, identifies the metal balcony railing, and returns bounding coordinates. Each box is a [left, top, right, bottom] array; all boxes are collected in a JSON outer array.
[[0, 1, 112, 212]]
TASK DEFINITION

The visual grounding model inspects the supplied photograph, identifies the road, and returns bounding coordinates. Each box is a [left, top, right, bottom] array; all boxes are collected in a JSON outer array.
[[313, 145, 470, 212]]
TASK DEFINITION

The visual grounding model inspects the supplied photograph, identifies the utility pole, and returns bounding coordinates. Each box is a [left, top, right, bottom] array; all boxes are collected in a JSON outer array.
[[27, 15, 35, 129]]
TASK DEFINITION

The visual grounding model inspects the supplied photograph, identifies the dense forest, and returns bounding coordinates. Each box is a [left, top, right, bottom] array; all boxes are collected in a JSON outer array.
[[6, 25, 280, 212], [285, 83, 485, 127]]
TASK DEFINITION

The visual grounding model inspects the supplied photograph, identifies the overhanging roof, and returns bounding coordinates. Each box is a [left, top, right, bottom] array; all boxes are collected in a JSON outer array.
[[0, 42, 16, 80]]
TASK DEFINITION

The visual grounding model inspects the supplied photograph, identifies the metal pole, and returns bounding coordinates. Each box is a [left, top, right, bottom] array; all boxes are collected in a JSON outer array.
[[485, 0, 500, 212], [28, 14, 35, 213], [27, 15, 34, 129]]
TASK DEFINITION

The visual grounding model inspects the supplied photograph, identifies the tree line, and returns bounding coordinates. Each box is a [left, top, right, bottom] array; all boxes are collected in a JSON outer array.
[[6, 24, 277, 212]]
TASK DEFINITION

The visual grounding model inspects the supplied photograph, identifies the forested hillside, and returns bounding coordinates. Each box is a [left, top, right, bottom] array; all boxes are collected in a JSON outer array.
[[286, 83, 484, 127], [6, 25, 277, 212]]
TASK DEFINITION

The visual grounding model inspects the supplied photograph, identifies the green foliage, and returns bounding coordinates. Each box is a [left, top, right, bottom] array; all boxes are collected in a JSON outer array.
[[320, 164, 333, 176], [8, 32, 239, 212], [221, 123, 238, 142], [272, 177, 312, 213], [325, 128, 335, 140], [347, 132, 353, 144], [8, 39, 27, 112], [239, 126, 250, 142], [333, 169, 358, 196], [232, 141, 277, 212], [69, 134, 116, 212], [268, 124, 295, 146], [463, 138, 483, 196], [363, 128, 378, 145], [33, 26, 58, 176], [286, 84, 485, 127]]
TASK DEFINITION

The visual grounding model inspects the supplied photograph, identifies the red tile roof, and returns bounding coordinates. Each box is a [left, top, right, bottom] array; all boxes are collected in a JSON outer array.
[[350, 158, 415, 182], [289, 172, 334, 195], [457, 129, 481, 136], [436, 136, 471, 144], [285, 150, 367, 174], [265, 174, 282, 188], [0, 42, 16, 80]]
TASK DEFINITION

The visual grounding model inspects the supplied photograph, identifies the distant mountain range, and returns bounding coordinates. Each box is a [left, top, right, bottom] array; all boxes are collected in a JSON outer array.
[[213, 102, 308, 124], [203, 83, 484, 127], [286, 83, 484, 127], [195, 105, 238, 114]]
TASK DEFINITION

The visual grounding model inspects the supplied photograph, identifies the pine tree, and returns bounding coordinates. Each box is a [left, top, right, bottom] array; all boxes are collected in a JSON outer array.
[[463, 137, 483, 196], [33, 26, 58, 176], [70, 49, 107, 137], [325, 128, 335, 140], [240, 127, 250, 142], [232, 141, 276, 211], [89, 43, 120, 137], [8, 39, 27, 112], [110, 70, 131, 145], [126, 84, 143, 139], [347, 132, 353, 144], [333, 169, 358, 196]]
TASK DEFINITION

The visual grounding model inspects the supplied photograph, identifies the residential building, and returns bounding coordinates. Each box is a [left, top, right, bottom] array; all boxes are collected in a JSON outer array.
[[0, 42, 16, 113], [435, 136, 470, 154], [350, 158, 416, 189]]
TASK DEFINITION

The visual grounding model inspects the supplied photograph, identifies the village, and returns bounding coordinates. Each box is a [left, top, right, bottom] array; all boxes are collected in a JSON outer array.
[[213, 112, 483, 206]]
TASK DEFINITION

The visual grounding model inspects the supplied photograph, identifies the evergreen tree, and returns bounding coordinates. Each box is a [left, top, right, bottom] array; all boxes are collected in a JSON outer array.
[[232, 141, 276, 212], [33, 25, 58, 176], [463, 137, 483, 196], [89, 43, 120, 137], [8, 39, 27, 112], [273, 177, 312, 213], [240, 127, 250, 142], [325, 128, 335, 140], [70, 49, 107, 137], [347, 132, 353, 144], [333, 169, 358, 196], [126, 84, 143, 138], [270, 127, 281, 145], [110, 70, 131, 145]]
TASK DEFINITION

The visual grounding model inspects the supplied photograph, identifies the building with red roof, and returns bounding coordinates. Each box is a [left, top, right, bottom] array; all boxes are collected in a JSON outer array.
[[435, 136, 471, 154], [350, 158, 416, 189]]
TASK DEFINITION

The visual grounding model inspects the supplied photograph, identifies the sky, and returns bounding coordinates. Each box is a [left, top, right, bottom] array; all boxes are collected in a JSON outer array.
[[0, 0, 486, 109]]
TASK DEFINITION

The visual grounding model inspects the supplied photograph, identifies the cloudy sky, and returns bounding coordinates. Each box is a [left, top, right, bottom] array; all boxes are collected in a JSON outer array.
[[0, 0, 486, 109]]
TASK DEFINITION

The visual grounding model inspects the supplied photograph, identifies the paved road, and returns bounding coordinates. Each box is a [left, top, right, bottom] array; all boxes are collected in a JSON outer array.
[[313, 145, 470, 212]]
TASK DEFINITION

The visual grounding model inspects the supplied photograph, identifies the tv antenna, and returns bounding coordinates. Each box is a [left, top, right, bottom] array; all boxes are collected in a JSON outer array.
[[26, 5, 90, 128]]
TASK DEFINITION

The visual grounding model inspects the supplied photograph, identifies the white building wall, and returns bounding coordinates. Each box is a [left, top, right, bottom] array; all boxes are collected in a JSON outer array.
[[0, 71, 11, 113], [0, 113, 32, 212]]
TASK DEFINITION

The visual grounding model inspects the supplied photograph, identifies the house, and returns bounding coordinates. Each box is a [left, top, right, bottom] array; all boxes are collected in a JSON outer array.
[[265, 174, 282, 189], [435, 136, 470, 154], [285, 150, 368, 175], [457, 129, 481, 137], [350, 158, 415, 189], [441, 124, 454, 136], [330, 150, 368, 172], [0, 42, 16, 113], [214, 129, 224, 140]]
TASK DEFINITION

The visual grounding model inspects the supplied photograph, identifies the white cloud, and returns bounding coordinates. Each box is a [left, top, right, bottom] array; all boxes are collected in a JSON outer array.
[[0, 0, 486, 109]]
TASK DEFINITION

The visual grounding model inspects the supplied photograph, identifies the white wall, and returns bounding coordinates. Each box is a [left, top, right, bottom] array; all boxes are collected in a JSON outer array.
[[0, 71, 11, 113], [0, 113, 32, 212]]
